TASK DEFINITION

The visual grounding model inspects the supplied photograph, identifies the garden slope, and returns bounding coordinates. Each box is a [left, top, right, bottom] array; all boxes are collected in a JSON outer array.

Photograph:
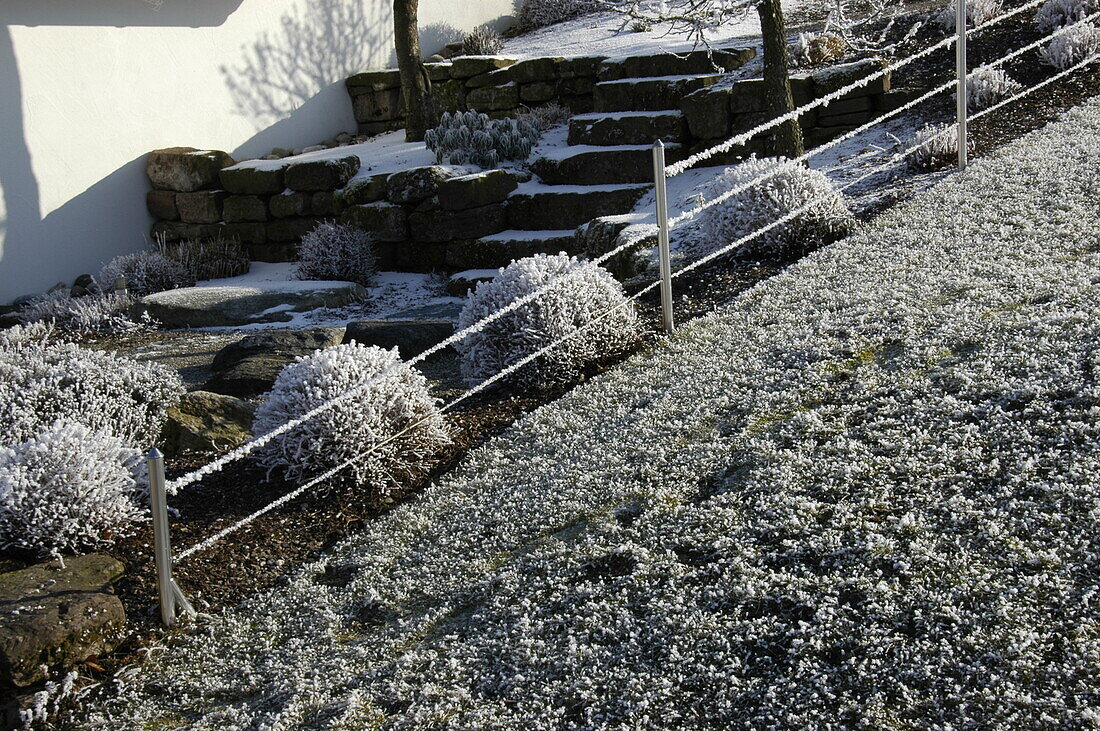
[[87, 96, 1100, 728]]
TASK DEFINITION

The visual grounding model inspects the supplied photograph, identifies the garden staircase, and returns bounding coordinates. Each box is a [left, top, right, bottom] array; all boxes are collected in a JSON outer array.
[[453, 47, 755, 270]]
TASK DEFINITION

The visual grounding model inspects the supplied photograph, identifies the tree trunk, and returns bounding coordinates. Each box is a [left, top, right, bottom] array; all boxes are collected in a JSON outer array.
[[757, 0, 804, 159], [394, 0, 435, 142]]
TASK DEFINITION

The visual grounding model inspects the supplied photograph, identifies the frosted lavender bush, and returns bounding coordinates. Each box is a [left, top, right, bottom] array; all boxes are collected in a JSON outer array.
[[1041, 21, 1100, 68], [425, 111, 540, 169], [699, 156, 855, 256], [99, 249, 194, 297], [0, 331, 184, 449], [1035, 0, 1097, 31], [19, 290, 155, 337], [0, 420, 146, 556], [455, 253, 641, 389], [461, 25, 505, 55], [252, 344, 450, 492], [516, 0, 598, 31], [295, 222, 376, 286], [962, 66, 1022, 109], [938, 0, 1003, 28], [906, 122, 970, 171]]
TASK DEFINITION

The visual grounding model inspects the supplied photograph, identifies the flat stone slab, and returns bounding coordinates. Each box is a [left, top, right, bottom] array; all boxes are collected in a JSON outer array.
[[205, 328, 344, 396], [139, 282, 366, 329], [344, 320, 456, 359], [0, 555, 125, 689]]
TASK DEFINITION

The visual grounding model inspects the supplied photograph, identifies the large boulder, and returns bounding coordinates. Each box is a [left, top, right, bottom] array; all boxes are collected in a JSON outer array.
[[344, 320, 455, 359], [341, 202, 408, 242], [386, 166, 456, 205], [409, 203, 507, 243], [220, 164, 286, 195], [146, 147, 234, 193], [205, 328, 344, 396], [138, 283, 366, 329], [449, 56, 516, 79], [146, 190, 179, 221], [436, 170, 518, 210], [575, 215, 655, 279], [176, 191, 227, 224], [285, 156, 361, 192], [0, 555, 125, 690], [465, 83, 520, 111], [160, 391, 256, 454]]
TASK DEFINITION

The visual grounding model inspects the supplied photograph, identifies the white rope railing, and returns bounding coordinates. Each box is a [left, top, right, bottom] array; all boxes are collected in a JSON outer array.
[[162, 4, 1098, 570]]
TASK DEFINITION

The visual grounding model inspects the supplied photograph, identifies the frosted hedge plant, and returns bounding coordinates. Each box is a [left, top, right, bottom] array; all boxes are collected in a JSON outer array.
[[252, 344, 450, 493], [516, 102, 571, 133], [156, 233, 250, 281], [906, 122, 971, 171], [515, 0, 599, 31], [1036, 0, 1098, 31], [19, 290, 155, 337], [0, 328, 184, 449], [295, 222, 376, 286], [961, 66, 1022, 109], [0, 420, 146, 557], [461, 25, 505, 55], [425, 111, 540, 168], [99, 249, 194, 297], [699, 156, 855, 257], [1041, 21, 1100, 68], [938, 0, 1002, 29], [455, 253, 641, 390]]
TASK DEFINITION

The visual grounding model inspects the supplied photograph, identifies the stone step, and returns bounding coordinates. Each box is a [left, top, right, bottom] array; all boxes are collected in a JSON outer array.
[[597, 47, 756, 81], [592, 74, 723, 113], [505, 183, 651, 230], [446, 229, 579, 270], [531, 143, 685, 185], [568, 110, 688, 146]]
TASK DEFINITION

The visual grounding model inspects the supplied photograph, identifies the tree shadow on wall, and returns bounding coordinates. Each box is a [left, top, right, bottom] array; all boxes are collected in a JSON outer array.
[[220, 0, 391, 129]]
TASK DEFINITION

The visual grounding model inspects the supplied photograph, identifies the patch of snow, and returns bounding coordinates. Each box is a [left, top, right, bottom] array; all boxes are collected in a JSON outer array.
[[512, 180, 650, 195], [477, 229, 578, 242]]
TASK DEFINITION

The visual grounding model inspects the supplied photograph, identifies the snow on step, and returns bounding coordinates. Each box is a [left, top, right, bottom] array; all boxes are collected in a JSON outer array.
[[446, 230, 580, 270], [506, 183, 650, 230], [532, 143, 685, 185], [568, 110, 688, 146], [593, 74, 723, 113], [596, 47, 756, 81]]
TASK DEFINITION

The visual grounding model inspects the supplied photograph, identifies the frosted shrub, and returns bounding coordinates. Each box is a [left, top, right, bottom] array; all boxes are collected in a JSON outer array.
[[425, 111, 541, 168], [938, 0, 1002, 29], [455, 253, 641, 389], [156, 234, 250, 281], [295, 222, 376, 286], [19, 290, 155, 337], [1036, 0, 1097, 31], [516, 0, 598, 31], [793, 31, 849, 66], [252, 344, 450, 492], [99, 249, 194, 297], [905, 123, 970, 171], [1041, 22, 1100, 68], [699, 157, 855, 256], [461, 25, 505, 55], [517, 102, 571, 132], [962, 66, 1022, 109], [0, 335, 184, 449], [0, 420, 146, 557]]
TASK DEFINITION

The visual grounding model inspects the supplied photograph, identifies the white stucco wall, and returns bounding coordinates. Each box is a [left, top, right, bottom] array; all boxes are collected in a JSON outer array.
[[0, 0, 512, 303]]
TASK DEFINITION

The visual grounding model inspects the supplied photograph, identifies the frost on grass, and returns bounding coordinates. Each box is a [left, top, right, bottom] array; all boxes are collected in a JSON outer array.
[[699, 156, 855, 256], [1041, 21, 1100, 68], [0, 421, 146, 557], [0, 328, 184, 449], [455, 253, 641, 390], [295, 222, 376, 286], [81, 98, 1100, 728], [252, 344, 450, 493], [906, 122, 971, 171]]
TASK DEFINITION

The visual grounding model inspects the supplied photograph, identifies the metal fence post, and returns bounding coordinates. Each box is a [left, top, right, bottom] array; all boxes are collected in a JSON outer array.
[[651, 140, 675, 334], [147, 448, 194, 627], [957, 0, 969, 170]]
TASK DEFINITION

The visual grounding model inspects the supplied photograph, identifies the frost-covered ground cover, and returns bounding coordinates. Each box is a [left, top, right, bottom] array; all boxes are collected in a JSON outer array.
[[83, 96, 1100, 728]]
